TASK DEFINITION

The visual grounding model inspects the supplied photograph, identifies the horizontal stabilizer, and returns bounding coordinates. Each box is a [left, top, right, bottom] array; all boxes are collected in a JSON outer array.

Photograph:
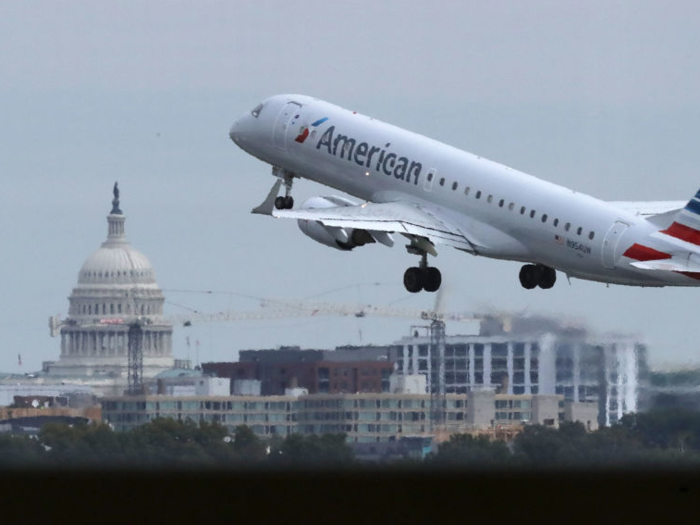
[[630, 256, 700, 273], [609, 200, 684, 217], [650, 230, 700, 254]]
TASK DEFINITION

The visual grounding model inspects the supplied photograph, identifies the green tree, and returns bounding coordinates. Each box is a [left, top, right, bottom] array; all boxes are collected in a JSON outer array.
[[128, 418, 233, 467], [0, 432, 46, 465], [231, 425, 267, 463], [621, 410, 700, 453], [513, 424, 566, 467], [38, 419, 241, 467], [40, 421, 128, 465], [428, 433, 512, 467], [269, 433, 354, 466], [513, 422, 597, 466]]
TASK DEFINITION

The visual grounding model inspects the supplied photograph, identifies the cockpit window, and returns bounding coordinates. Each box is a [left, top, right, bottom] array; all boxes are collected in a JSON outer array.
[[251, 103, 263, 118]]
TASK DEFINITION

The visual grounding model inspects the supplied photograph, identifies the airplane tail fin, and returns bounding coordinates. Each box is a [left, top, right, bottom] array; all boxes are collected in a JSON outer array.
[[654, 188, 700, 248], [624, 190, 700, 279]]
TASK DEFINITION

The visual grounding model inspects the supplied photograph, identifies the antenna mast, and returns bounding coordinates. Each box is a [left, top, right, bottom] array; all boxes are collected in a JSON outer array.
[[429, 318, 447, 431]]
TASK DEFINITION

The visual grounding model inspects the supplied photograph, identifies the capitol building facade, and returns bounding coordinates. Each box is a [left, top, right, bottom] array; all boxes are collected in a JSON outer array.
[[43, 184, 175, 395]]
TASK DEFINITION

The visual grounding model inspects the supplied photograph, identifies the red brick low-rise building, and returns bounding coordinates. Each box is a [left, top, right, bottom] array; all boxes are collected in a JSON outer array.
[[202, 346, 394, 395]]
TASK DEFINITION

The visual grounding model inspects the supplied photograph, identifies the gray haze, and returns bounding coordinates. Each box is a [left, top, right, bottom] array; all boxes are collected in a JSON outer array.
[[2, 1, 700, 372]]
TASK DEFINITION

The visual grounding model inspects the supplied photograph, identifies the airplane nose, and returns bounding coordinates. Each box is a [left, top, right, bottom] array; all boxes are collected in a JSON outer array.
[[229, 112, 253, 144], [229, 119, 240, 142]]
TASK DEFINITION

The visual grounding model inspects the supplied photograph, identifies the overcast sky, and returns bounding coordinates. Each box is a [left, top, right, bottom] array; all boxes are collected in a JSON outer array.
[[3, 1, 700, 372]]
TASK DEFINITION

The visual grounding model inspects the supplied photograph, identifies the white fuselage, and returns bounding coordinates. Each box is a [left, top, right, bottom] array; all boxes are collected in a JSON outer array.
[[230, 94, 693, 287]]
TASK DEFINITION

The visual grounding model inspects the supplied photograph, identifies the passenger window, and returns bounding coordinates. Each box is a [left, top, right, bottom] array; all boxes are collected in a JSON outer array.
[[577, 227, 582, 235], [530, 210, 536, 219], [589, 231, 595, 240], [541, 214, 548, 223], [464, 187, 471, 196], [487, 195, 493, 203], [427, 173, 433, 182], [565, 223, 571, 231], [520, 206, 526, 215], [439, 177, 445, 186], [476, 191, 482, 199], [553, 218, 559, 227], [452, 181, 458, 190], [499, 199, 505, 207], [508, 203, 514, 211]]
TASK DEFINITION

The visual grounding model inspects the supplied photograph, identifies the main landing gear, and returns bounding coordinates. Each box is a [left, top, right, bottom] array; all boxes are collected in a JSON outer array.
[[274, 170, 295, 210], [404, 265, 442, 293], [519, 264, 556, 290], [403, 240, 441, 293]]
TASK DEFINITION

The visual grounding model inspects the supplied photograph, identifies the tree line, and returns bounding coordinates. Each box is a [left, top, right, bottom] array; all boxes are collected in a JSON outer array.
[[2, 408, 700, 468]]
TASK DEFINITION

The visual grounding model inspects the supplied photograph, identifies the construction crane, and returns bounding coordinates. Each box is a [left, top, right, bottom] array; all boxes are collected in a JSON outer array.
[[168, 289, 459, 432], [48, 295, 480, 338], [127, 320, 144, 395], [166, 296, 479, 327], [429, 318, 447, 431], [49, 288, 485, 406]]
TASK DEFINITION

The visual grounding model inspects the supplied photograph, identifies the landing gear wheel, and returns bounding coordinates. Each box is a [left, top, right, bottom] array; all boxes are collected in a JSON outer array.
[[538, 267, 556, 289], [422, 267, 442, 293], [404, 267, 423, 293], [519, 264, 542, 290], [274, 195, 294, 210]]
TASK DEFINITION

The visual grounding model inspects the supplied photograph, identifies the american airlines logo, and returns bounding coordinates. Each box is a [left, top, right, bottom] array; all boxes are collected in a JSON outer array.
[[295, 117, 328, 143], [312, 125, 422, 185]]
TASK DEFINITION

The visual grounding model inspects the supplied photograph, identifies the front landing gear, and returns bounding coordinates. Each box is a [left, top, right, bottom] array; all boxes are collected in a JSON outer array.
[[274, 195, 294, 210], [403, 243, 441, 293], [519, 264, 556, 289], [274, 171, 295, 210]]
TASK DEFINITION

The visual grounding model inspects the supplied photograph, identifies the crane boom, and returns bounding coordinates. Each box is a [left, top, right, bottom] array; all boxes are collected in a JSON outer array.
[[51, 296, 483, 334], [168, 298, 480, 326]]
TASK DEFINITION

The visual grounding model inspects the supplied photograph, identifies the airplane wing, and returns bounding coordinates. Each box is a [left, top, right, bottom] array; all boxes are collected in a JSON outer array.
[[271, 201, 482, 254]]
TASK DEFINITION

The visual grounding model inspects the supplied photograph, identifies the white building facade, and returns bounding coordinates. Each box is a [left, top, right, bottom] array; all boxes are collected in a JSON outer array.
[[389, 320, 647, 426], [45, 185, 174, 394]]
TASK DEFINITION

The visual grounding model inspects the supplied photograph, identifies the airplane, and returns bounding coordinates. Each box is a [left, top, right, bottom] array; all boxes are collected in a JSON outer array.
[[229, 94, 700, 293]]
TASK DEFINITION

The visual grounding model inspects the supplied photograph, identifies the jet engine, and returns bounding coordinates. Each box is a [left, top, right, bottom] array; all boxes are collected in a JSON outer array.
[[297, 196, 394, 251]]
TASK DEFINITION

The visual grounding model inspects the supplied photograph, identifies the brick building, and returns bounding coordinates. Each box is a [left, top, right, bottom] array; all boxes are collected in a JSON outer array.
[[203, 347, 393, 395]]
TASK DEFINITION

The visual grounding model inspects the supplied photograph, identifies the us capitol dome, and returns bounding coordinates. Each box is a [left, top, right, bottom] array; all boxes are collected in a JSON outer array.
[[45, 183, 175, 394]]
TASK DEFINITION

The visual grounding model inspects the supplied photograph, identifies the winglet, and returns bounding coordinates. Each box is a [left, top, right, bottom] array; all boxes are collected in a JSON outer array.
[[252, 179, 282, 216]]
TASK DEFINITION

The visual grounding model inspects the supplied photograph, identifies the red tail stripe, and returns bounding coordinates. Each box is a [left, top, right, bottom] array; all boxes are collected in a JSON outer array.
[[661, 222, 700, 246], [622, 243, 671, 262], [679, 271, 700, 281]]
